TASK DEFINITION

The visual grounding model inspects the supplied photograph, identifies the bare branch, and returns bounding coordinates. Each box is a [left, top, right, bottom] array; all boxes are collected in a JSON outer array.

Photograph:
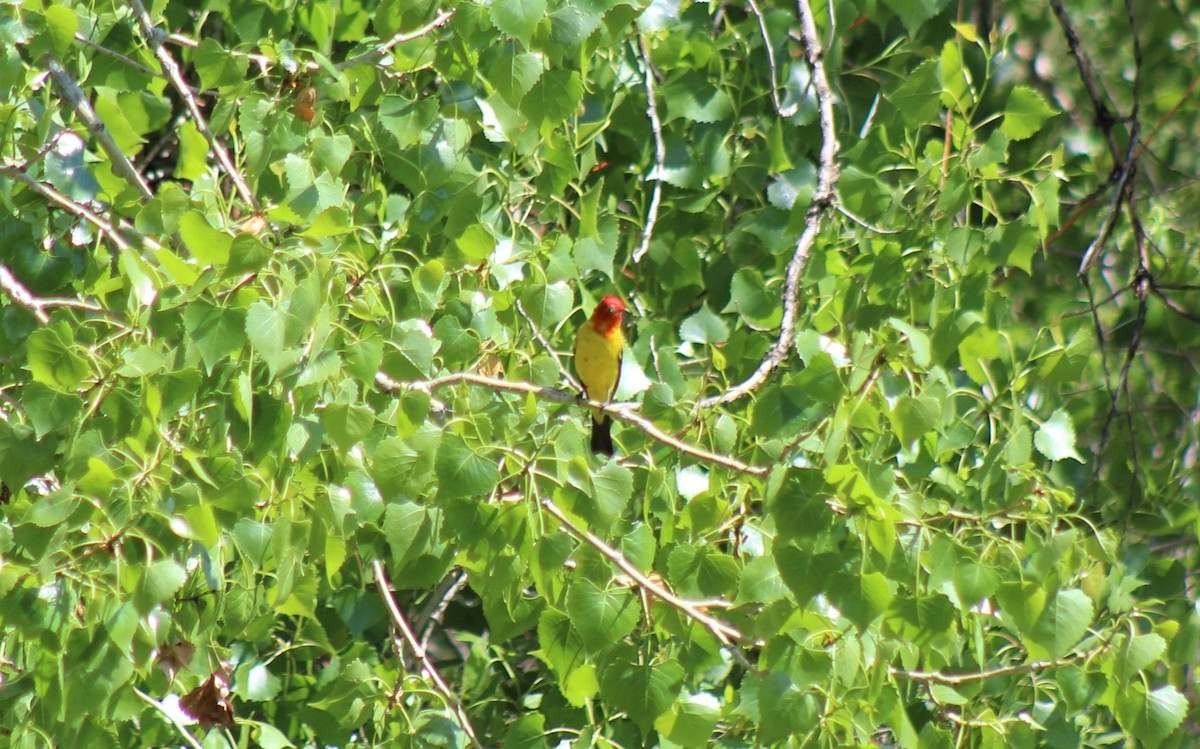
[[891, 644, 1108, 686], [632, 37, 665, 264], [126, 0, 259, 210], [515, 299, 580, 391], [746, 0, 799, 118], [372, 560, 484, 749], [74, 32, 171, 83], [45, 56, 154, 201], [539, 498, 748, 654], [0, 265, 50, 324], [697, 0, 840, 408], [0, 264, 106, 325], [376, 371, 769, 475], [131, 687, 206, 749], [835, 202, 901, 234], [337, 10, 455, 70], [0, 166, 135, 252]]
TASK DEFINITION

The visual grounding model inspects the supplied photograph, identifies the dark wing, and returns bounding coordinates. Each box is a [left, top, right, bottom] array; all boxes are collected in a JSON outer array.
[[609, 346, 622, 401]]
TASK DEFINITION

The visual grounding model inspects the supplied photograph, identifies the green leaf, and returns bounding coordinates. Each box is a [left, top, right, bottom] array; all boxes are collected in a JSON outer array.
[[679, 304, 729, 345], [183, 301, 246, 370], [953, 562, 999, 607], [890, 59, 941, 125], [1115, 683, 1187, 749], [887, 317, 932, 368], [1035, 409, 1083, 463], [239, 663, 282, 701], [320, 403, 374, 451], [657, 693, 720, 747], [194, 38, 249, 89], [590, 461, 633, 534], [566, 580, 640, 653], [736, 556, 787, 604], [435, 434, 500, 500], [828, 571, 893, 630], [889, 395, 940, 448], [246, 300, 292, 378], [881, 0, 952, 33], [179, 211, 233, 267], [136, 560, 187, 613], [43, 5, 77, 57], [996, 580, 1046, 636], [223, 233, 272, 278], [776, 547, 840, 607], [729, 268, 781, 329], [599, 650, 684, 733], [663, 72, 733, 123], [488, 50, 544, 105], [26, 322, 90, 391], [23, 381, 82, 439], [519, 282, 573, 330], [1027, 589, 1093, 659], [490, 0, 546, 48], [1115, 633, 1166, 683], [521, 69, 582, 128], [502, 712, 546, 749], [1001, 86, 1057, 141]]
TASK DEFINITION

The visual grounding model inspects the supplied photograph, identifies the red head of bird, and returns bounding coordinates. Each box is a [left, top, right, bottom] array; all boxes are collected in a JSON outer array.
[[591, 296, 625, 335]]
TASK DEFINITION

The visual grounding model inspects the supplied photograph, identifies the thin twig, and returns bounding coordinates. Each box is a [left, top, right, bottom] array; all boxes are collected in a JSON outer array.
[[376, 371, 768, 475], [0, 166, 134, 252], [697, 0, 840, 409], [0, 264, 105, 325], [337, 10, 455, 70], [632, 36, 665, 264], [746, 0, 799, 118], [0, 265, 50, 324], [45, 56, 154, 201], [126, 0, 258, 209], [74, 32, 171, 82], [540, 498, 750, 661], [835, 203, 901, 234], [515, 299, 580, 391], [372, 560, 484, 749], [890, 645, 1107, 686], [417, 571, 470, 656], [132, 687, 206, 749]]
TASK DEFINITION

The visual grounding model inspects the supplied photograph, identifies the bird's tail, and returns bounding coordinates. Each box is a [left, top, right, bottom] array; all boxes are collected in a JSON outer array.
[[590, 416, 614, 455]]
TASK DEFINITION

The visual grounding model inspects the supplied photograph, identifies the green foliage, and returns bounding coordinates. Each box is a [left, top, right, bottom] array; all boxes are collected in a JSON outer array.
[[1, 0, 1199, 747]]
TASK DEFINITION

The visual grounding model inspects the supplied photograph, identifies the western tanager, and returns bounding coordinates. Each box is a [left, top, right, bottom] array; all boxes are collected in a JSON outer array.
[[573, 295, 625, 455]]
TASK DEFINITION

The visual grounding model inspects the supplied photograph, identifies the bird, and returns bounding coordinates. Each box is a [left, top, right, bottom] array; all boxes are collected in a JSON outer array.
[[573, 295, 626, 455]]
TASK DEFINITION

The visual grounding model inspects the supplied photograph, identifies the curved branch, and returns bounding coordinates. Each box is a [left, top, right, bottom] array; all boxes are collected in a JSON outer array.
[[0, 265, 106, 325], [375, 371, 769, 476], [45, 57, 154, 201], [372, 560, 484, 749], [126, 0, 259, 210], [632, 36, 665, 264], [337, 10, 455, 70], [540, 498, 746, 651], [697, 0, 840, 408]]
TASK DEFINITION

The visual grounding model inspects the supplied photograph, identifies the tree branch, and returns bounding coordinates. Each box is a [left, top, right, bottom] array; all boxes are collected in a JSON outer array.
[[375, 371, 769, 476], [632, 36, 665, 264], [697, 0, 840, 408], [45, 56, 154, 201], [746, 0, 799, 118], [539, 498, 747, 653], [0, 264, 105, 325], [0, 165, 135, 253], [337, 10, 455, 70], [126, 0, 259, 210], [372, 559, 484, 749], [890, 644, 1109, 686]]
